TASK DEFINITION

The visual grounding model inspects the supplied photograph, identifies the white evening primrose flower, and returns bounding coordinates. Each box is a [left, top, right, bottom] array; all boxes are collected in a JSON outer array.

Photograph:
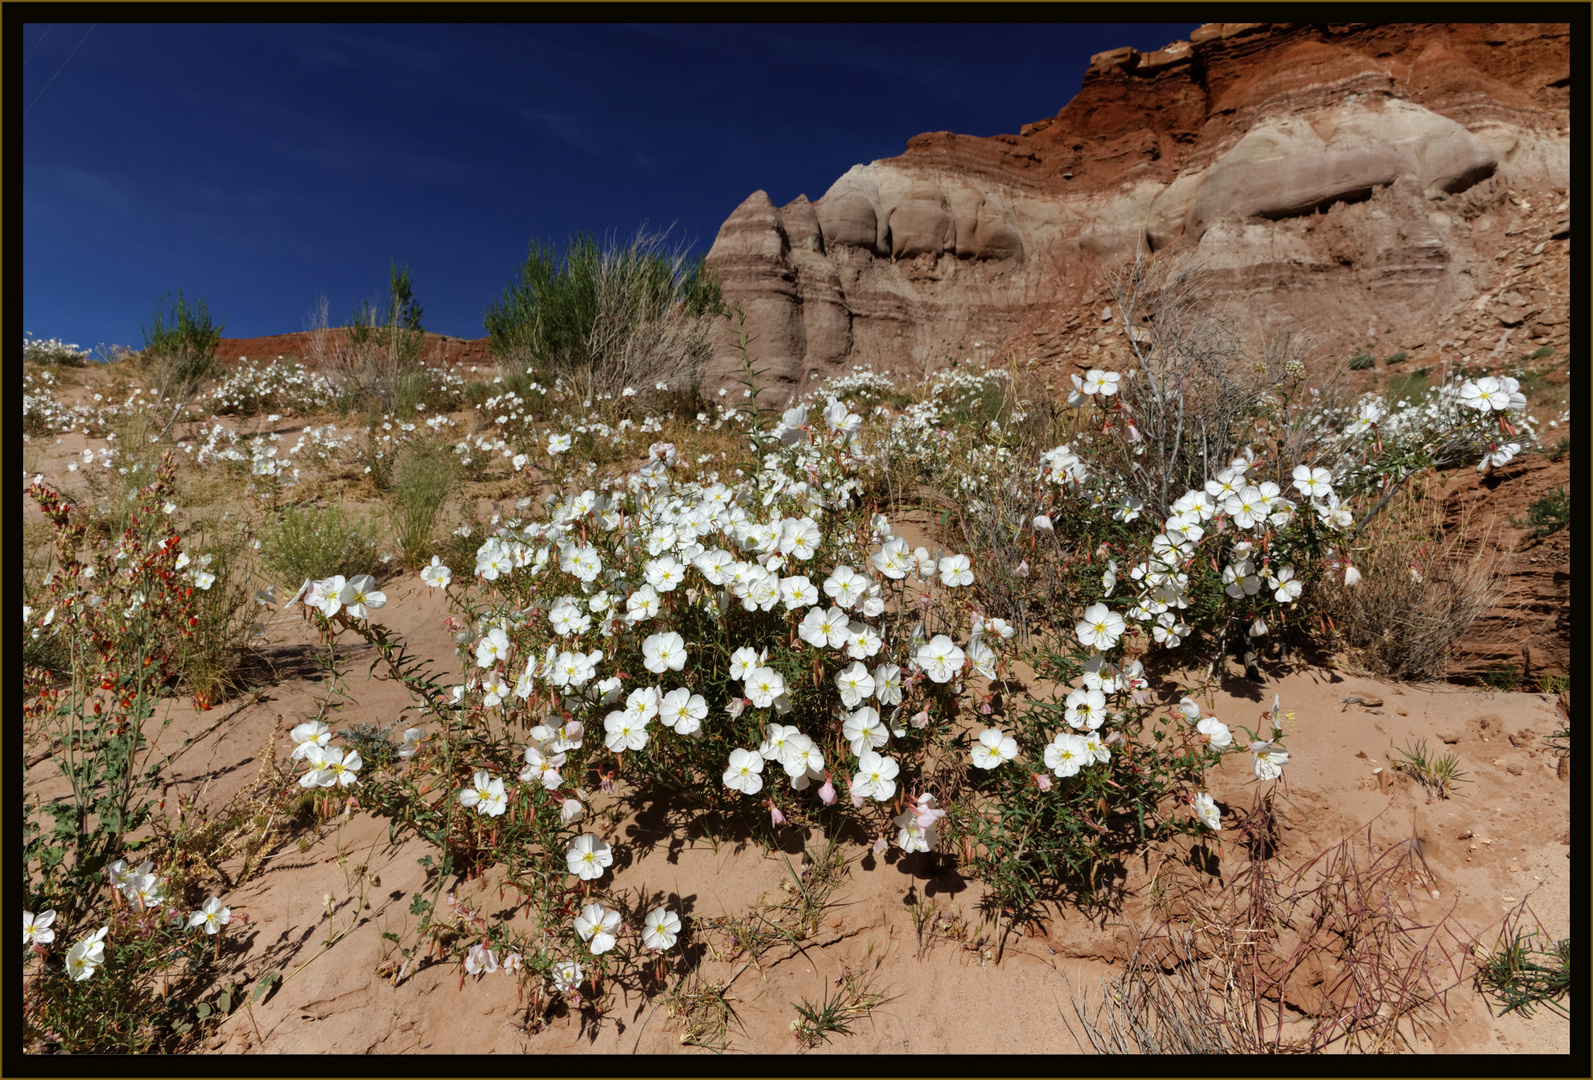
[[744, 666, 787, 709], [312, 575, 347, 617], [1270, 567, 1303, 604], [560, 794, 585, 826], [728, 645, 764, 682], [970, 728, 1018, 769], [758, 723, 801, 763], [872, 536, 912, 580], [23, 910, 56, 946], [1044, 732, 1088, 778], [843, 706, 888, 756], [465, 942, 498, 975], [1291, 464, 1332, 498], [1251, 740, 1288, 780], [659, 687, 708, 734], [1197, 716, 1233, 748], [641, 630, 687, 673], [723, 747, 764, 794], [397, 727, 426, 759], [566, 835, 613, 882], [574, 902, 620, 954], [844, 620, 884, 661], [781, 734, 825, 787], [835, 662, 876, 708], [938, 553, 974, 587], [851, 751, 899, 802], [65, 929, 108, 981], [192, 569, 217, 591], [780, 574, 819, 609], [915, 635, 964, 683], [290, 721, 332, 761], [421, 556, 452, 588], [644, 556, 685, 592], [338, 575, 385, 619], [187, 897, 232, 935], [823, 565, 868, 609], [475, 627, 511, 668], [1075, 603, 1125, 650], [605, 708, 651, 753], [317, 747, 362, 788], [551, 958, 584, 993], [1064, 687, 1107, 731], [1177, 697, 1202, 722], [1194, 792, 1221, 831], [625, 584, 661, 623], [967, 639, 997, 679], [548, 432, 573, 454], [642, 907, 681, 951], [1080, 731, 1110, 765], [460, 770, 508, 816], [872, 662, 903, 705], [779, 516, 822, 560]]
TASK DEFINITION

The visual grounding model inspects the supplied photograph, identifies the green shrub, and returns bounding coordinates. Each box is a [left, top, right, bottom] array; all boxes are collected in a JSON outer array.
[[1476, 927, 1570, 1019], [385, 438, 457, 569], [1384, 350, 1408, 364], [483, 227, 724, 405], [138, 290, 224, 437], [1528, 345, 1556, 361], [259, 503, 384, 590], [1349, 352, 1376, 370], [1510, 486, 1569, 538]]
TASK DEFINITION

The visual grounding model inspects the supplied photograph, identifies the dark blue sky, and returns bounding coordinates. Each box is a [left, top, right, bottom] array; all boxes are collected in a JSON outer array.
[[24, 22, 1198, 351]]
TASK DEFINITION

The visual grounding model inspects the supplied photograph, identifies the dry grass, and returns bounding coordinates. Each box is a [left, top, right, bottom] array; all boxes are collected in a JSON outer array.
[[1319, 482, 1506, 681], [1064, 795, 1479, 1054]]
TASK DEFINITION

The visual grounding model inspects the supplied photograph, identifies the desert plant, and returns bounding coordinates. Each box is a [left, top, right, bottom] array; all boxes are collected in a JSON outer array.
[[483, 226, 723, 406], [1475, 924, 1570, 1020], [790, 963, 889, 1048], [24, 332, 92, 366], [1384, 350, 1408, 364], [259, 503, 383, 590], [303, 269, 426, 417], [1510, 486, 1569, 537], [1389, 738, 1469, 799], [384, 438, 457, 569], [1349, 352, 1376, 370], [137, 290, 224, 439]]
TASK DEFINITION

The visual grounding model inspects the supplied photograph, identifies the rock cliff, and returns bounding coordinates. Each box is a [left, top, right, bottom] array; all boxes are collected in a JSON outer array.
[[703, 22, 1570, 395]]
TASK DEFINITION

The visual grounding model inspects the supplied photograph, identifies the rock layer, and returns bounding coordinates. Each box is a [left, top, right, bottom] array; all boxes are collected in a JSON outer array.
[[702, 22, 1570, 393]]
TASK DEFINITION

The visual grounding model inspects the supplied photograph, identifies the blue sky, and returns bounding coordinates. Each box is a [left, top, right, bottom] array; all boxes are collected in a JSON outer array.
[[24, 22, 1198, 352]]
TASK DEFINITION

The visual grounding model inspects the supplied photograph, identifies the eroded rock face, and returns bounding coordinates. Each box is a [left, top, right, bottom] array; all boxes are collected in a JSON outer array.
[[703, 22, 1569, 394]]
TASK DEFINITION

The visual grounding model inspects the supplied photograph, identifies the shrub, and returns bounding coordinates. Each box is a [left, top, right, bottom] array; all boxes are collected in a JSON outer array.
[[1476, 925, 1570, 1020], [384, 438, 457, 569], [137, 290, 224, 438], [1384, 350, 1408, 364], [303, 265, 428, 417], [259, 503, 383, 590], [483, 226, 723, 406], [1510, 486, 1569, 537], [23, 332, 91, 366], [1349, 352, 1376, 370]]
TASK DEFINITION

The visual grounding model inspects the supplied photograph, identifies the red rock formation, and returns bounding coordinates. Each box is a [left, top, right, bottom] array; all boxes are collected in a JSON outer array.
[[703, 22, 1570, 394]]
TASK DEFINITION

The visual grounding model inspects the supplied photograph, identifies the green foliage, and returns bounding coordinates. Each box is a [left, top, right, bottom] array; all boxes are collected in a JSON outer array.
[[1348, 352, 1376, 371], [1510, 486, 1569, 538], [1547, 436, 1570, 462], [482, 227, 724, 401], [259, 503, 383, 590], [1476, 927, 1570, 1019], [384, 438, 457, 569], [1383, 350, 1408, 364], [1527, 345, 1556, 361], [1389, 738, 1469, 799], [141, 289, 223, 364], [348, 261, 425, 365]]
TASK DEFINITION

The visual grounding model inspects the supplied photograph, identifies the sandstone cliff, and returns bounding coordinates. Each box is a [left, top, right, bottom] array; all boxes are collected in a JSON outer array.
[[703, 22, 1570, 395]]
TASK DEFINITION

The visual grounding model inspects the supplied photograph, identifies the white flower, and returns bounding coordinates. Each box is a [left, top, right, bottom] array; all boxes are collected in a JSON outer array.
[[574, 902, 620, 953], [1251, 740, 1288, 780], [659, 687, 708, 734], [625, 584, 661, 623], [728, 645, 765, 681], [23, 910, 56, 946], [338, 574, 385, 619], [1075, 603, 1125, 650], [459, 770, 507, 816], [872, 662, 903, 705], [642, 907, 681, 951], [1083, 368, 1121, 396], [605, 706, 651, 753], [822, 565, 868, 609], [420, 556, 452, 588], [744, 666, 786, 709], [780, 574, 819, 610], [1459, 377, 1509, 413], [915, 634, 964, 683], [835, 662, 876, 708], [475, 627, 511, 668], [1064, 687, 1107, 730], [1270, 567, 1303, 604], [188, 897, 232, 935], [779, 516, 822, 560], [566, 835, 614, 881], [1080, 731, 1110, 765], [967, 639, 998, 679], [872, 537, 912, 580], [644, 556, 686, 593], [551, 958, 584, 993], [560, 794, 585, 826], [970, 727, 1018, 769], [289, 720, 332, 761], [937, 553, 974, 587], [641, 630, 687, 673], [465, 942, 498, 975], [843, 620, 883, 660], [1291, 464, 1332, 498], [843, 706, 888, 756], [723, 747, 764, 795], [1044, 732, 1088, 777], [851, 750, 899, 802], [311, 575, 347, 617], [548, 432, 573, 454], [1194, 792, 1221, 831], [65, 928, 109, 981], [1197, 716, 1233, 748]]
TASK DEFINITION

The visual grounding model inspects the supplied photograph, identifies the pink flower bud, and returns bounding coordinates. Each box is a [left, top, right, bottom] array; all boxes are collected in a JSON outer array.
[[1015, 559, 1029, 577], [818, 777, 837, 805], [769, 802, 785, 826], [872, 835, 888, 856], [1034, 773, 1052, 791], [910, 709, 930, 729]]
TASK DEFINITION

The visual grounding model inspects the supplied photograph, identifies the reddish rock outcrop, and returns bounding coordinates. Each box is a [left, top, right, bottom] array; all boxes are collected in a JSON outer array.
[[703, 22, 1571, 393]]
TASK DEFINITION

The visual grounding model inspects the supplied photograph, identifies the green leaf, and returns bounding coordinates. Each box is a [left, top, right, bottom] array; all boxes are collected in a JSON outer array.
[[252, 971, 281, 1003], [196, 1002, 212, 1020], [409, 893, 431, 916]]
